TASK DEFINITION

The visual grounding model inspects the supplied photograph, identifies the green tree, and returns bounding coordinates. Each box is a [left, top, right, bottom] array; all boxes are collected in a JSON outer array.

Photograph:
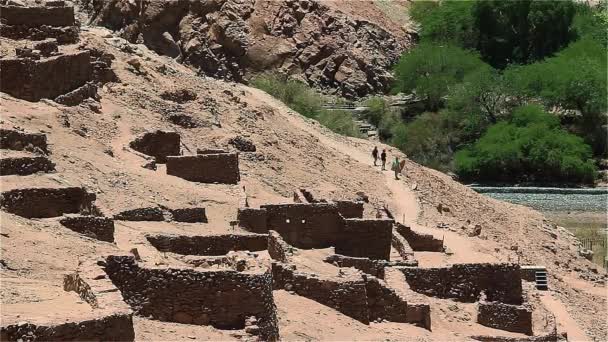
[[317, 110, 361, 138], [410, 0, 477, 48], [455, 105, 597, 184], [393, 43, 487, 111], [473, 0, 577, 68]]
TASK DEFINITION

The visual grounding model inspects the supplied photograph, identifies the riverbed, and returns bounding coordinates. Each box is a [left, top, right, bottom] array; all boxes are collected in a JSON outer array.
[[472, 186, 607, 266]]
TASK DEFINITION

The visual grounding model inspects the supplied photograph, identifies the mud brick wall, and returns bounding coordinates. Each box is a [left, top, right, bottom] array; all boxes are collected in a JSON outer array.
[[394, 223, 443, 252], [0, 187, 95, 218], [0, 156, 55, 175], [238, 208, 268, 233], [59, 215, 115, 242], [324, 254, 386, 279], [268, 230, 296, 263], [114, 207, 165, 221], [336, 218, 393, 260], [0, 5, 75, 26], [129, 131, 180, 163], [104, 256, 279, 341], [0, 51, 92, 102], [261, 203, 343, 249], [166, 153, 240, 184], [400, 263, 523, 304], [272, 262, 370, 324], [146, 234, 268, 256], [477, 300, 533, 335], [334, 200, 364, 218], [0, 129, 48, 152], [169, 207, 207, 223]]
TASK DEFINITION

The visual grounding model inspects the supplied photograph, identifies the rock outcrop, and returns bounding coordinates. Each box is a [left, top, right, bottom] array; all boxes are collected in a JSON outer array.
[[76, 0, 414, 98]]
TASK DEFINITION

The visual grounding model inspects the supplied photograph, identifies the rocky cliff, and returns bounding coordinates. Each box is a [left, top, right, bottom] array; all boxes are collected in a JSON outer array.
[[76, 0, 414, 98]]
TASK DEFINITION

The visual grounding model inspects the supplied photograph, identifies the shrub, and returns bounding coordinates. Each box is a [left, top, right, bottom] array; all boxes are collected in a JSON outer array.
[[250, 73, 322, 118], [317, 110, 361, 138], [455, 105, 597, 184]]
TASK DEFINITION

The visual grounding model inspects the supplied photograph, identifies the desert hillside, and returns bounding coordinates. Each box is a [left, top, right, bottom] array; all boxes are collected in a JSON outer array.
[[0, 1, 606, 342]]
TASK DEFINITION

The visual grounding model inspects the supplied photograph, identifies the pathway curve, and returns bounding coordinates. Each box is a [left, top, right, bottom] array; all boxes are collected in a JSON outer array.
[[539, 292, 591, 341]]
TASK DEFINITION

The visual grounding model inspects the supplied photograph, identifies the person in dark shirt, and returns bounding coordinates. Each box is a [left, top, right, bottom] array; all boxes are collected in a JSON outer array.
[[380, 149, 387, 170], [372, 146, 378, 166]]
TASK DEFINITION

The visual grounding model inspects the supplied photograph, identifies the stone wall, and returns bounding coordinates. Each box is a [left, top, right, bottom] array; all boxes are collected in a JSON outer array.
[[334, 200, 364, 218], [103, 255, 279, 341], [324, 254, 386, 279], [146, 234, 268, 256], [169, 207, 207, 223], [0, 128, 48, 153], [238, 207, 268, 233], [400, 263, 523, 304], [272, 262, 429, 328], [0, 5, 75, 27], [0, 51, 91, 102], [114, 207, 165, 221], [471, 332, 563, 342], [129, 131, 180, 163], [267, 230, 296, 263], [272, 262, 370, 324], [391, 229, 415, 260], [59, 215, 115, 242], [336, 218, 393, 260], [394, 223, 444, 252], [3, 258, 138, 341], [262, 203, 343, 249], [0, 155, 55, 175], [0, 187, 96, 218], [166, 153, 240, 184], [477, 300, 533, 335]]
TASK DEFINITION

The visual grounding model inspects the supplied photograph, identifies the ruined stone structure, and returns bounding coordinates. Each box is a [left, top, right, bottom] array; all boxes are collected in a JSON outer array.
[[1, 258, 135, 341], [477, 299, 533, 335], [166, 153, 240, 184], [0, 187, 96, 218], [240, 201, 393, 260], [129, 131, 180, 163], [400, 263, 523, 304], [268, 230, 430, 329], [146, 234, 268, 256], [102, 255, 279, 341], [0, 3, 79, 43], [394, 222, 444, 252], [59, 215, 115, 242], [113, 206, 207, 222], [0, 154, 55, 176], [0, 51, 92, 102], [0, 128, 49, 153]]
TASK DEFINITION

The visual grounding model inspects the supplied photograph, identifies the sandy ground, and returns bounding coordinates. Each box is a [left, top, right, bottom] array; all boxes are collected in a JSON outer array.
[[0, 23, 606, 341]]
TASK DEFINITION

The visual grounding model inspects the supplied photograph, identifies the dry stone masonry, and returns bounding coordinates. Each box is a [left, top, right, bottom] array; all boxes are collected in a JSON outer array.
[[59, 215, 115, 242], [102, 255, 279, 341], [129, 130, 180, 163], [0, 187, 96, 218], [0, 2, 79, 43], [166, 153, 240, 184], [146, 233, 268, 256]]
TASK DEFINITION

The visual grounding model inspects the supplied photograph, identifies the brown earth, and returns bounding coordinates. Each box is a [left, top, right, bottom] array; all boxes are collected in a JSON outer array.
[[74, 0, 415, 98], [0, 7, 606, 342]]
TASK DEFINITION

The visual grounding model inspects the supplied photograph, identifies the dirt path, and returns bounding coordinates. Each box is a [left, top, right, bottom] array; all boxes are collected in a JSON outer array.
[[539, 292, 591, 341]]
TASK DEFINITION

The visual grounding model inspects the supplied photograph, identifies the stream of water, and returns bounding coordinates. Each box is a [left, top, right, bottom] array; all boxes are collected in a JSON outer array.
[[471, 186, 607, 266]]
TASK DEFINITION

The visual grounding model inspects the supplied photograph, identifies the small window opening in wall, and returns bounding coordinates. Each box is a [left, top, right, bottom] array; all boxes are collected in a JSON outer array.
[[286, 219, 290, 223], [301, 219, 306, 223]]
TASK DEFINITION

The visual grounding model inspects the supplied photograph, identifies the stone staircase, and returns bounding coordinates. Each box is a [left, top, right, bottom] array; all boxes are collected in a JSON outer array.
[[535, 270, 548, 290]]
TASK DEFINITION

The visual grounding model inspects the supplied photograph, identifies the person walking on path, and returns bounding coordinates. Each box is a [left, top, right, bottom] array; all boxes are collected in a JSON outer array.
[[391, 156, 400, 180], [380, 149, 387, 170], [372, 146, 379, 166]]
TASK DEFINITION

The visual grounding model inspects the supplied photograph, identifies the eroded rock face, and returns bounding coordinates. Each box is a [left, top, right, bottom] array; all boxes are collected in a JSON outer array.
[[76, 0, 413, 98]]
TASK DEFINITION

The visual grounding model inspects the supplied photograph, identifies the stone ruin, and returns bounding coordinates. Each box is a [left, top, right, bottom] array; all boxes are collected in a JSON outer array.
[[0, 1, 79, 43], [167, 151, 240, 184], [0, 128, 55, 176], [128, 131, 241, 184], [113, 206, 207, 223]]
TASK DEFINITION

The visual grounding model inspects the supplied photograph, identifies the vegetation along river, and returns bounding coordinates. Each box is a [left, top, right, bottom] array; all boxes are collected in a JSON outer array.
[[472, 187, 608, 267]]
